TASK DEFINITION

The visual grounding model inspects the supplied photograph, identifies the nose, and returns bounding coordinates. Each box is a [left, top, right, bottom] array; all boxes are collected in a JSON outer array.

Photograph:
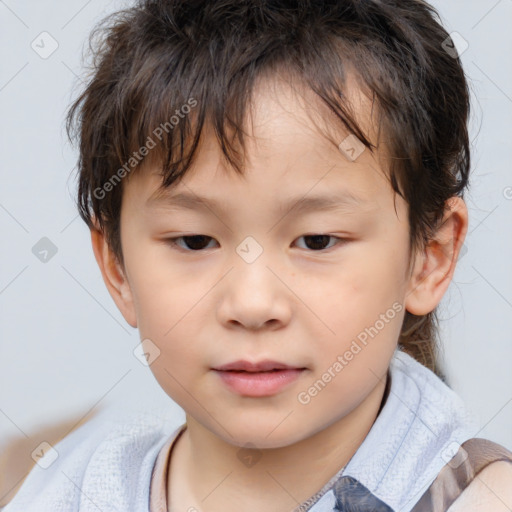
[[216, 255, 292, 331]]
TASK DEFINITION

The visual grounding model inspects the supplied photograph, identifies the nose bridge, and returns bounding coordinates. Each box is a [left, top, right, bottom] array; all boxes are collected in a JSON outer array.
[[216, 234, 291, 329], [231, 234, 276, 294], [235, 234, 267, 267]]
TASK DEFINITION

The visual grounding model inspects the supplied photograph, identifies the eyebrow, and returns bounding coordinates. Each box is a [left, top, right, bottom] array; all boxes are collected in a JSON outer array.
[[146, 188, 373, 215]]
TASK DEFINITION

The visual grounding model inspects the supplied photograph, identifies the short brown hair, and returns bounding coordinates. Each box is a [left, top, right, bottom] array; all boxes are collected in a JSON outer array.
[[65, 0, 472, 377]]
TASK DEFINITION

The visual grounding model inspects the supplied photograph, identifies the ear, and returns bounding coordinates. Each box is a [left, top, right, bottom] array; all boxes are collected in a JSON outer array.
[[90, 219, 137, 328], [405, 197, 468, 315]]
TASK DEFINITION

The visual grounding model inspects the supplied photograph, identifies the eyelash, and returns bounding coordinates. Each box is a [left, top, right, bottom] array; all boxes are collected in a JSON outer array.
[[164, 234, 349, 253]]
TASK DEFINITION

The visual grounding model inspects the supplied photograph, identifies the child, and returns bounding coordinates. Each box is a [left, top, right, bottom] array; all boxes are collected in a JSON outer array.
[[4, 0, 512, 511]]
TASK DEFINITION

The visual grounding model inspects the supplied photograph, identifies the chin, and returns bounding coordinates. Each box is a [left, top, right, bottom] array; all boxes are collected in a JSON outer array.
[[214, 420, 310, 450]]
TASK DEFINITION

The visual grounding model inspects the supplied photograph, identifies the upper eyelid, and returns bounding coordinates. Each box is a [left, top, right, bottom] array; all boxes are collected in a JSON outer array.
[[167, 233, 343, 241]]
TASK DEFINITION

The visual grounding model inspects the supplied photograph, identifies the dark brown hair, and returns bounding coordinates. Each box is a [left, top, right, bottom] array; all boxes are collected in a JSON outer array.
[[65, 0, 472, 377]]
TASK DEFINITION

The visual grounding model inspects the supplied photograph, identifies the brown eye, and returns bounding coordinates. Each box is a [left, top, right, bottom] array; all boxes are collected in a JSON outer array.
[[295, 234, 347, 251], [167, 235, 217, 251]]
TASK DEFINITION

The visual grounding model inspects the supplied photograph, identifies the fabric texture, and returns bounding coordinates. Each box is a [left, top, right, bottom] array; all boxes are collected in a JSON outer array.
[[3, 348, 504, 512], [2, 406, 183, 512], [297, 349, 482, 511]]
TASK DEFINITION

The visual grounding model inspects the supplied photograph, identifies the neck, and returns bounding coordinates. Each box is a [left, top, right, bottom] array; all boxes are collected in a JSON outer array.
[[169, 373, 389, 512]]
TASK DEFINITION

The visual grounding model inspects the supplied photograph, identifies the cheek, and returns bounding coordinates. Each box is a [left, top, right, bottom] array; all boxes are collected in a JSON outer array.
[[303, 245, 406, 365], [314, 252, 403, 318], [126, 252, 208, 355], [135, 282, 203, 356], [136, 285, 206, 405], [126, 245, 199, 333]]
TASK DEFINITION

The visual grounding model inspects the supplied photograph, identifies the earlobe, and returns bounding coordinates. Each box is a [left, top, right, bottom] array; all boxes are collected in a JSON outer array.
[[90, 224, 138, 328], [405, 197, 468, 316]]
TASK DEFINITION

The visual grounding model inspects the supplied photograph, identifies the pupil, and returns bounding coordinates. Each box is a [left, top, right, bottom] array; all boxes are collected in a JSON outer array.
[[306, 235, 329, 250], [184, 235, 210, 250]]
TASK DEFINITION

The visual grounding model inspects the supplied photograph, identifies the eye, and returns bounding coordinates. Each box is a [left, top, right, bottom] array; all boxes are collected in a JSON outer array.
[[166, 235, 218, 251], [164, 234, 348, 253], [294, 234, 347, 251]]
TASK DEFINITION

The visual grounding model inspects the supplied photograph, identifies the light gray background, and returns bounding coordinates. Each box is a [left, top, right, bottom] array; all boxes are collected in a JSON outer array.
[[1, 0, 511, 470]]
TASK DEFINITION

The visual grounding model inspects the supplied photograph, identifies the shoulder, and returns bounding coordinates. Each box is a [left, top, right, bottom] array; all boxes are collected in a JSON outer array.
[[2, 407, 177, 512], [447, 461, 512, 512]]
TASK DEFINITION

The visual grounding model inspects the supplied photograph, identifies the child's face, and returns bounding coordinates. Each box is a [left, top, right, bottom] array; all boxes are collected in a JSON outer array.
[[107, 74, 419, 447]]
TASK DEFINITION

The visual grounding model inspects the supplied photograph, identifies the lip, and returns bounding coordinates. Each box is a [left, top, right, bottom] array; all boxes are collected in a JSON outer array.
[[213, 359, 302, 372], [212, 360, 306, 397]]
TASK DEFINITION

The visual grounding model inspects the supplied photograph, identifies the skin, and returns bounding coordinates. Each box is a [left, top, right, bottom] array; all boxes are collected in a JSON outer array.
[[91, 71, 470, 511]]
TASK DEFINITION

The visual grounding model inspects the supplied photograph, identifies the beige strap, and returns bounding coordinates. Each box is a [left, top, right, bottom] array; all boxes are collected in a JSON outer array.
[[149, 424, 187, 512], [411, 438, 512, 512]]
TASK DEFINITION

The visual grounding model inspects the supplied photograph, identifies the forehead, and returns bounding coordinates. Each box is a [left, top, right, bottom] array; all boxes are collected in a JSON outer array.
[[125, 70, 395, 214], [248, 68, 379, 149]]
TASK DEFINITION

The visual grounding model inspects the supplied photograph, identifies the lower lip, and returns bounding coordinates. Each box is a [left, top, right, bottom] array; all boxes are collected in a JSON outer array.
[[213, 369, 305, 397]]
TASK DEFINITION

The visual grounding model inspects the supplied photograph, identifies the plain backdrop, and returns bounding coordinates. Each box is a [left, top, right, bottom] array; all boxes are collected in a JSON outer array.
[[1, 0, 511, 470]]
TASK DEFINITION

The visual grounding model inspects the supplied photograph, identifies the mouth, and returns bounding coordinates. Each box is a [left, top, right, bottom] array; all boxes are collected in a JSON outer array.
[[212, 360, 307, 396]]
